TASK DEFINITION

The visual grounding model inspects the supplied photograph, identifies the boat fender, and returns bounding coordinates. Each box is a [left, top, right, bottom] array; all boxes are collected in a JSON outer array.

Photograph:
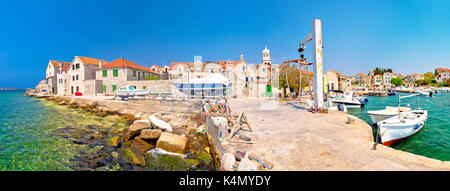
[[414, 124, 420, 130], [338, 104, 345, 111]]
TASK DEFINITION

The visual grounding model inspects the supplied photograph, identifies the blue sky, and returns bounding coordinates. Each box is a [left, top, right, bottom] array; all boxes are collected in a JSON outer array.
[[0, 0, 449, 88]]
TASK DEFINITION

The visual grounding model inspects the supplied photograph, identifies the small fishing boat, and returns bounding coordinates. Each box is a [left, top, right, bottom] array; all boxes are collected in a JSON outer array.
[[368, 91, 388, 96], [329, 91, 366, 108], [367, 106, 411, 124], [376, 94, 428, 146], [395, 86, 414, 93], [387, 89, 396, 96], [115, 86, 150, 99]]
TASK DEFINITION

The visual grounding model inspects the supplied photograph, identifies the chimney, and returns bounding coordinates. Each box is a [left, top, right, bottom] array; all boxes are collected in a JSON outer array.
[[99, 60, 103, 68]]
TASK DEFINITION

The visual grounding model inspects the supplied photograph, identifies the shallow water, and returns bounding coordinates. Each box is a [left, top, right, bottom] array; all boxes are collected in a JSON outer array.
[[0, 90, 214, 171], [0, 90, 127, 170], [347, 92, 450, 161]]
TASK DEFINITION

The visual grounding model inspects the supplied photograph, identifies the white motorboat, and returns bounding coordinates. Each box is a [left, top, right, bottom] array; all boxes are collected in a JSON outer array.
[[115, 86, 150, 99], [325, 100, 348, 112], [367, 106, 411, 124], [376, 94, 428, 146], [414, 89, 433, 96], [395, 86, 414, 93], [329, 91, 366, 108]]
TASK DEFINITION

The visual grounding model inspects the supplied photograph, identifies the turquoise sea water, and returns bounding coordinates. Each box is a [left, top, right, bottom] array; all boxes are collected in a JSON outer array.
[[347, 92, 450, 161], [0, 90, 127, 170]]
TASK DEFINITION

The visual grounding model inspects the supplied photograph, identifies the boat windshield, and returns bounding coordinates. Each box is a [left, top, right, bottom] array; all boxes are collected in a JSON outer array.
[[129, 86, 136, 90]]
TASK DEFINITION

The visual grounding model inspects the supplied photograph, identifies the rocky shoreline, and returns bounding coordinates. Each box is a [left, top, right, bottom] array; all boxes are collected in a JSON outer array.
[[27, 93, 215, 171]]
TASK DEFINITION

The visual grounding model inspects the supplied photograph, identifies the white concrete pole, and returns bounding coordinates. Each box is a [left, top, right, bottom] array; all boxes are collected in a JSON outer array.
[[312, 19, 324, 109]]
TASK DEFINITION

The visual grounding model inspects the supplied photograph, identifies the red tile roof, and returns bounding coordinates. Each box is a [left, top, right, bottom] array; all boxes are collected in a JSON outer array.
[[435, 67, 450, 72], [169, 62, 191, 70], [50, 60, 72, 71], [97, 58, 158, 74], [79, 56, 103, 65]]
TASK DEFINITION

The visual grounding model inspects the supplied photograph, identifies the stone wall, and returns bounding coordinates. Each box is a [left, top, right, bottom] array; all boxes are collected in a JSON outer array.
[[96, 68, 128, 94], [84, 80, 103, 96], [125, 80, 173, 93]]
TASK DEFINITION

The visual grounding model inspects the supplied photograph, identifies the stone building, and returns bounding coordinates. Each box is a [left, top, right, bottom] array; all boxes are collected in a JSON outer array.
[[435, 67, 449, 83], [167, 45, 276, 98], [372, 75, 383, 87], [67, 56, 105, 95], [356, 73, 371, 87], [95, 58, 160, 94], [56, 61, 73, 96], [406, 73, 424, 84], [44, 60, 71, 94], [325, 70, 349, 91], [382, 72, 397, 88]]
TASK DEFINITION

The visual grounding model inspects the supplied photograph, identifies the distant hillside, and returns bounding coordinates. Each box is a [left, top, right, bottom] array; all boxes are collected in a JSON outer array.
[[0, 87, 26, 90]]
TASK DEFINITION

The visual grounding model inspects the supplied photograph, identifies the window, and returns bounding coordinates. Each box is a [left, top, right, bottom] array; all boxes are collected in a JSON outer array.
[[112, 85, 116, 91], [102, 70, 107, 77], [71, 86, 73, 94], [133, 70, 136, 77], [76, 86, 79, 92], [76, 64, 80, 69], [76, 75, 79, 80], [113, 69, 118, 77], [102, 85, 106, 92], [72, 76, 75, 81]]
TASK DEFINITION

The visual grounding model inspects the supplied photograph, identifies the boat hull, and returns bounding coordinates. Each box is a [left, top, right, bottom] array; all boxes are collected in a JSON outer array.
[[378, 111, 427, 146], [330, 101, 364, 108]]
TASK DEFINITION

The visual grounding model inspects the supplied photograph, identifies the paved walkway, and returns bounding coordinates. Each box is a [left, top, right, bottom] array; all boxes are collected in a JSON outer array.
[[227, 99, 450, 171]]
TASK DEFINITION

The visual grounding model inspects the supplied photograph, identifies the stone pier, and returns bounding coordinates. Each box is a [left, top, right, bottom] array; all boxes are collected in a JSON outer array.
[[214, 99, 450, 170]]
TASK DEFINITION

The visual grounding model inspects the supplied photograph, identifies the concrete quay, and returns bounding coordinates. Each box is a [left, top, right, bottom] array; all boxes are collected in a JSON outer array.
[[225, 99, 450, 171]]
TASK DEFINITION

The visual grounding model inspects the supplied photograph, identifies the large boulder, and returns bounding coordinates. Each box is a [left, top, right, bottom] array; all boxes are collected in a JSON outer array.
[[156, 132, 188, 154], [121, 137, 154, 166], [128, 122, 151, 133], [149, 115, 173, 132], [140, 129, 162, 140]]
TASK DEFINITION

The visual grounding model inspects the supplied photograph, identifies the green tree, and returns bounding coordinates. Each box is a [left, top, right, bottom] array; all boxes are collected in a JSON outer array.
[[279, 64, 311, 97], [372, 67, 393, 75], [390, 77, 403, 86], [414, 79, 424, 86], [351, 81, 360, 85], [446, 78, 450, 87]]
